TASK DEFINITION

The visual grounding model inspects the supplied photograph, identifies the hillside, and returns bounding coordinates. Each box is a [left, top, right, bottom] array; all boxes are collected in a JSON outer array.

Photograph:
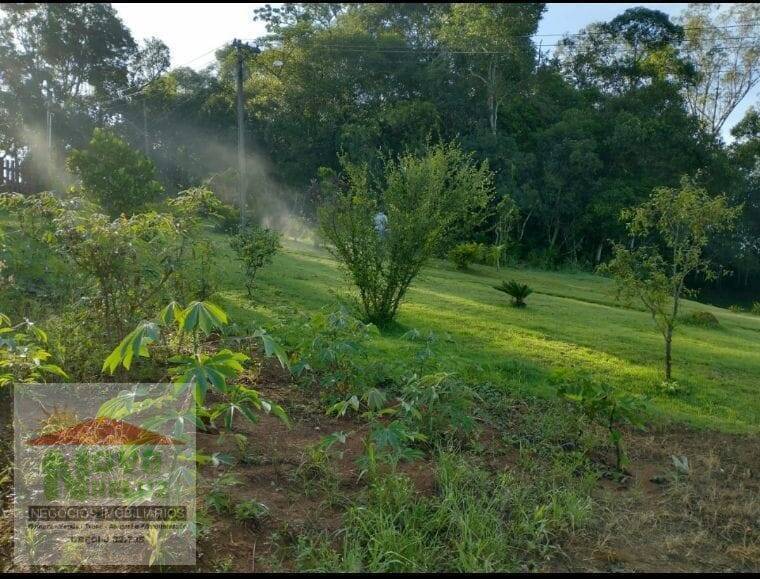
[[215, 238, 760, 434]]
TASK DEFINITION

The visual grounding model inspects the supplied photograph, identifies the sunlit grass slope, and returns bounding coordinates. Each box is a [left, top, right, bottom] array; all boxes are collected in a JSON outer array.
[[213, 237, 760, 434]]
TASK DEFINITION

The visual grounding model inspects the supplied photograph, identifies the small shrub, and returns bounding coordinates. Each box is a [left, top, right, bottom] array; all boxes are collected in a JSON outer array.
[[681, 310, 719, 328], [494, 280, 533, 307], [207, 473, 241, 514], [483, 244, 507, 268], [751, 302, 760, 316], [233, 499, 270, 527], [728, 304, 743, 313], [558, 379, 646, 472], [448, 242, 483, 270], [67, 128, 164, 217], [281, 307, 381, 394], [230, 226, 281, 299]]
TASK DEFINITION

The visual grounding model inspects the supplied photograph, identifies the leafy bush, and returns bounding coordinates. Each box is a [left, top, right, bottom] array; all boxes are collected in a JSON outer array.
[[1, 189, 231, 336], [728, 304, 744, 313], [207, 473, 241, 514], [328, 372, 479, 475], [230, 226, 281, 299], [1, 192, 183, 337], [752, 302, 760, 316], [398, 372, 478, 445], [0, 313, 66, 385], [449, 242, 483, 270], [318, 143, 494, 325], [67, 128, 164, 217], [681, 310, 720, 328], [494, 280, 533, 307]]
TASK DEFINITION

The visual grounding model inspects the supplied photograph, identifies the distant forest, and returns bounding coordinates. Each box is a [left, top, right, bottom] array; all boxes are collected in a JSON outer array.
[[2, 3, 759, 300]]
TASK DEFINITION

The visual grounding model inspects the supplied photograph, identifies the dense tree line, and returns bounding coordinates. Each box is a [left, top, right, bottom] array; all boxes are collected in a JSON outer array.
[[1, 3, 759, 297]]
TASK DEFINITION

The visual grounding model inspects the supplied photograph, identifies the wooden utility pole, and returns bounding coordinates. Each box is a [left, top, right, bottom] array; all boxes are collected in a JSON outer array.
[[234, 38, 247, 229]]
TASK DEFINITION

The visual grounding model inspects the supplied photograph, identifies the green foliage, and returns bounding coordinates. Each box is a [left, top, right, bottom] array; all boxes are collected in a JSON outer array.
[[166, 187, 233, 302], [602, 176, 740, 379], [398, 372, 479, 445], [0, 189, 233, 337], [328, 371, 479, 475], [0, 192, 183, 337], [230, 226, 281, 299], [206, 473, 241, 515], [102, 300, 289, 431], [494, 280, 533, 307], [318, 143, 495, 325], [558, 379, 646, 471], [294, 451, 594, 572], [67, 128, 164, 217], [233, 499, 270, 527], [0, 314, 67, 386], [659, 379, 687, 396], [751, 302, 760, 316], [681, 310, 720, 328], [449, 242, 484, 271], [280, 307, 380, 395]]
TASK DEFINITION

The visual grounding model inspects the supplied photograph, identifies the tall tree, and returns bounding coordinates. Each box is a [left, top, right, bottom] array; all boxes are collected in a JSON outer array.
[[680, 3, 760, 139], [439, 3, 544, 135], [0, 3, 137, 187]]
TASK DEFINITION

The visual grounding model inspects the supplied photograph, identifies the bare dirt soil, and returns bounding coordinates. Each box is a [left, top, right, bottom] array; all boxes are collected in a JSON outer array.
[[0, 365, 758, 573]]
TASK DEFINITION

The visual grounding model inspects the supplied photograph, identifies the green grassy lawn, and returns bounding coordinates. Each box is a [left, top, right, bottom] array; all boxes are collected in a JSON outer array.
[[211, 237, 760, 434]]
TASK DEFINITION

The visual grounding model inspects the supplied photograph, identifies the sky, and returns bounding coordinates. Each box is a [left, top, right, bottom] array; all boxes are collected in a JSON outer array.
[[113, 3, 753, 139]]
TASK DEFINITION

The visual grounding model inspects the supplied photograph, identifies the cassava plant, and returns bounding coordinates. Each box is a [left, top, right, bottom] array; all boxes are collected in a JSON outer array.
[[102, 300, 289, 432], [558, 379, 645, 472], [318, 142, 494, 325]]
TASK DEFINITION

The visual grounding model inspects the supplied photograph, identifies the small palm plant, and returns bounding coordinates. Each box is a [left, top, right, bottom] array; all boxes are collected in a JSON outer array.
[[494, 280, 533, 307]]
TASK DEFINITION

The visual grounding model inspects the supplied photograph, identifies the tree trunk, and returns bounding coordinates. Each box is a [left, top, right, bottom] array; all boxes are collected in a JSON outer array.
[[488, 58, 498, 135], [664, 328, 673, 381]]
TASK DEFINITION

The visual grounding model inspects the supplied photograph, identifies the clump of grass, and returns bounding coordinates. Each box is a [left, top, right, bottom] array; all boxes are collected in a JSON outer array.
[[290, 452, 595, 572], [494, 280, 533, 307]]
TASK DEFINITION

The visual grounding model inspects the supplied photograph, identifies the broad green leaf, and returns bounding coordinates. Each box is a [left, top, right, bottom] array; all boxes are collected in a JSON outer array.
[[37, 364, 68, 379], [181, 301, 228, 335], [254, 329, 289, 369], [158, 301, 183, 327], [102, 321, 159, 374], [365, 388, 387, 411]]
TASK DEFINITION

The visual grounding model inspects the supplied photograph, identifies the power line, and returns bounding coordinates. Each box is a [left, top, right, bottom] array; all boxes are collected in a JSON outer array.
[[530, 19, 760, 39], [98, 42, 229, 108], [306, 40, 760, 56]]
